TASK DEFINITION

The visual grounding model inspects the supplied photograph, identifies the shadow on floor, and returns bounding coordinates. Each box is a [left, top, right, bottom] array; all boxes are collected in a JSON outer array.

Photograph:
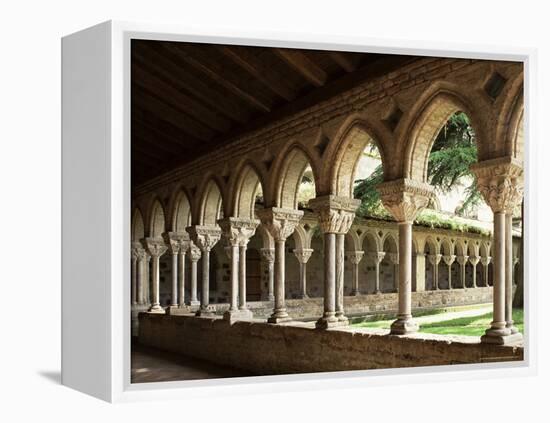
[[37, 370, 61, 384]]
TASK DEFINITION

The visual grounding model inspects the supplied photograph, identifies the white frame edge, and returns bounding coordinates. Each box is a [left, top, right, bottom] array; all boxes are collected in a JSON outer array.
[[61, 19, 538, 403]]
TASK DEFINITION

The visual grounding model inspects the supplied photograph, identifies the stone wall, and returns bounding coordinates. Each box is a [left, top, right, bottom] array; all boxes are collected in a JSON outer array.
[[138, 314, 523, 375]]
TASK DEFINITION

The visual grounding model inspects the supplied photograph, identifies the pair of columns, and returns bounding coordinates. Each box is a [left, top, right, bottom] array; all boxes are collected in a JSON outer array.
[[218, 217, 259, 322], [346, 251, 386, 295], [471, 157, 523, 345], [309, 195, 360, 329]]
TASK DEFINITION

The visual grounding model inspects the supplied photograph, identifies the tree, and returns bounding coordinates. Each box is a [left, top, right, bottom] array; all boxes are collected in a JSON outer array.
[[354, 112, 481, 217]]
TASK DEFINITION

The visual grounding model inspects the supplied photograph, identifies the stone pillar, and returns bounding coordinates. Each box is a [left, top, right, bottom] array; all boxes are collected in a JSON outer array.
[[347, 251, 364, 295], [428, 254, 442, 290], [136, 248, 147, 305], [188, 244, 201, 306], [131, 242, 143, 305], [143, 253, 151, 305], [309, 196, 359, 328], [505, 214, 519, 334], [260, 248, 275, 301], [414, 253, 426, 292], [293, 248, 313, 299], [442, 254, 456, 290], [187, 226, 221, 316], [368, 252, 385, 294], [378, 178, 433, 335], [471, 156, 523, 345], [481, 256, 491, 287], [144, 238, 168, 313], [167, 237, 180, 307], [469, 256, 480, 288], [387, 252, 399, 293], [257, 208, 303, 323], [218, 217, 259, 321], [177, 240, 190, 307], [456, 255, 468, 289]]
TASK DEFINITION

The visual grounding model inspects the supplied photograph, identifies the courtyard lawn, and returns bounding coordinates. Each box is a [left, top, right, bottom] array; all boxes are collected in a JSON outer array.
[[352, 307, 524, 337]]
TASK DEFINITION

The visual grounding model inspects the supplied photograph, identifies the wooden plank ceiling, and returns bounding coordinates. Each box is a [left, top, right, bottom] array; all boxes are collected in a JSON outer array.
[[132, 39, 420, 185]]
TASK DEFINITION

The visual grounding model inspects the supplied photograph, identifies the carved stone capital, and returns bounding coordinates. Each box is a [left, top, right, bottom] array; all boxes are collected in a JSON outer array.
[[166, 232, 191, 255], [256, 207, 303, 241], [387, 252, 399, 265], [513, 257, 520, 266], [428, 253, 442, 266], [367, 251, 385, 264], [347, 251, 364, 265], [377, 178, 433, 223], [186, 225, 222, 252], [131, 242, 144, 261], [470, 157, 523, 214], [293, 248, 314, 264], [469, 255, 481, 266], [480, 256, 492, 266], [217, 217, 260, 247], [144, 237, 168, 258], [308, 195, 360, 234], [456, 255, 469, 266], [442, 254, 456, 266], [260, 248, 275, 263], [189, 243, 202, 262]]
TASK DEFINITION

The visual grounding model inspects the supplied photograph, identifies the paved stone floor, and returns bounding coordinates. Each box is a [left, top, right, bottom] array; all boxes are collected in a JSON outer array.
[[131, 343, 251, 383]]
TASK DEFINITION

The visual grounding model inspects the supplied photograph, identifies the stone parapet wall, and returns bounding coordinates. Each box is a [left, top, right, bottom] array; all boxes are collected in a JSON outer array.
[[138, 314, 523, 375]]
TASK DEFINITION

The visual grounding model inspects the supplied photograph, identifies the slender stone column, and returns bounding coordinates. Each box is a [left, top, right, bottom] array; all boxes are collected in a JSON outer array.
[[136, 249, 147, 305], [188, 244, 201, 306], [472, 156, 523, 345], [309, 196, 359, 329], [187, 226, 221, 316], [260, 248, 275, 301], [167, 238, 180, 307], [414, 253, 426, 292], [347, 251, 364, 296], [387, 252, 399, 293], [131, 243, 143, 305], [456, 255, 468, 289], [293, 248, 313, 299], [378, 178, 433, 335], [143, 253, 151, 305], [505, 213, 519, 334], [480, 256, 491, 287], [144, 238, 168, 313], [442, 255, 456, 290], [469, 255, 480, 288], [177, 240, 190, 307], [257, 208, 303, 323], [428, 254, 442, 290], [368, 252, 385, 294]]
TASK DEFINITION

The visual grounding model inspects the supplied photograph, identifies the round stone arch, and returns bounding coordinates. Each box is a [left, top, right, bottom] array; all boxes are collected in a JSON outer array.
[[147, 198, 166, 238], [292, 222, 316, 251], [468, 239, 480, 257], [504, 91, 524, 162], [131, 207, 145, 242], [480, 241, 491, 259], [320, 118, 390, 198], [455, 239, 468, 256], [493, 71, 524, 160], [269, 143, 319, 209], [381, 232, 398, 254], [424, 236, 440, 255], [345, 228, 361, 252], [169, 187, 193, 233], [228, 160, 267, 219], [401, 84, 487, 182], [194, 175, 225, 225], [440, 237, 455, 256], [256, 224, 274, 249], [360, 229, 381, 253]]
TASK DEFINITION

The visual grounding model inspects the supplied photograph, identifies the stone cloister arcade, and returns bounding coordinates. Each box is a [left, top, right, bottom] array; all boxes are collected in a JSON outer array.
[[132, 53, 524, 347]]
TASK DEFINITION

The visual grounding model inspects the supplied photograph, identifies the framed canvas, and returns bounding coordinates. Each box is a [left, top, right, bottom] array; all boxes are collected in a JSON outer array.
[[61, 20, 537, 403]]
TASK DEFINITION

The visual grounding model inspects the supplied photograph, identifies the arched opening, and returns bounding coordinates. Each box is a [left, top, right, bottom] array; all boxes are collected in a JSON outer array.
[[171, 190, 192, 233], [381, 234, 398, 293], [149, 199, 166, 238], [132, 208, 145, 242], [276, 147, 316, 210], [198, 179, 224, 225], [424, 237, 439, 291], [232, 163, 265, 218], [361, 231, 380, 294], [441, 238, 454, 289]]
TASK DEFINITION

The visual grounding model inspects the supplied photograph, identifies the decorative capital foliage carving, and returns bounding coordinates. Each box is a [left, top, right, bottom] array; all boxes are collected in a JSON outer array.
[[469, 255, 481, 266], [377, 178, 433, 223], [256, 207, 303, 241], [456, 255, 469, 265], [387, 252, 399, 265], [442, 254, 456, 266], [470, 157, 523, 214], [260, 248, 275, 263], [427, 253, 442, 265], [217, 217, 260, 247], [347, 251, 364, 265], [186, 225, 222, 252], [189, 243, 202, 261], [131, 242, 145, 261], [308, 195, 360, 234], [480, 256, 492, 266], [166, 232, 191, 255], [367, 251, 386, 264], [293, 248, 314, 264], [144, 237, 168, 258]]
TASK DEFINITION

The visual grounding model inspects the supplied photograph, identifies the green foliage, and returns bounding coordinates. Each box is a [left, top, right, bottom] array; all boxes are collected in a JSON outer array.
[[414, 209, 490, 236], [353, 112, 482, 220]]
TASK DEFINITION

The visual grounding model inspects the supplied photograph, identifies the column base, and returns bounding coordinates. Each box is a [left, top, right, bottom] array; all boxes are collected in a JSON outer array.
[[267, 309, 292, 324], [188, 300, 200, 306], [195, 305, 216, 317], [335, 312, 349, 324], [507, 323, 520, 335], [316, 314, 346, 329], [390, 316, 418, 335], [223, 309, 253, 323], [267, 294, 275, 301], [481, 330, 522, 345], [351, 290, 361, 296], [297, 293, 309, 299], [147, 304, 165, 314]]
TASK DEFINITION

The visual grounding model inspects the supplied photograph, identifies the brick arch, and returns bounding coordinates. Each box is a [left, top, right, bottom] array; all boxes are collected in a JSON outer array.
[[170, 188, 192, 233], [195, 176, 224, 225], [322, 117, 390, 198], [504, 91, 524, 162], [148, 198, 166, 238], [494, 71, 524, 160], [271, 144, 317, 209], [401, 86, 484, 182], [131, 207, 145, 242], [229, 161, 266, 219]]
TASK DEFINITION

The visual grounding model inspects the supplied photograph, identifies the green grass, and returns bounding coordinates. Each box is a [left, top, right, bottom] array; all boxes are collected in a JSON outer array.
[[352, 307, 524, 337]]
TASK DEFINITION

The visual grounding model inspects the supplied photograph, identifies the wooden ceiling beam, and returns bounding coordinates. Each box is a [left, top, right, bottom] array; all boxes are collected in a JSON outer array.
[[132, 121, 185, 156], [133, 65, 232, 133], [328, 51, 358, 73], [273, 48, 328, 87], [217, 45, 297, 102], [163, 42, 273, 113]]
